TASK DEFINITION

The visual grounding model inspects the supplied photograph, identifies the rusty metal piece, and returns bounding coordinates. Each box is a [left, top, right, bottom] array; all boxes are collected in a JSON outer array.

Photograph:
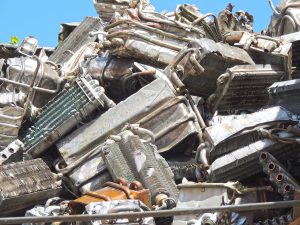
[[290, 217, 300, 225], [208, 132, 300, 182], [294, 190, 300, 220], [259, 152, 300, 199], [68, 180, 151, 214]]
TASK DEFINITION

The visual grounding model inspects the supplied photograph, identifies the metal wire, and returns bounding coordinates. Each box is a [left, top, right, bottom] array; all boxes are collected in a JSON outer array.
[[1, 200, 300, 224]]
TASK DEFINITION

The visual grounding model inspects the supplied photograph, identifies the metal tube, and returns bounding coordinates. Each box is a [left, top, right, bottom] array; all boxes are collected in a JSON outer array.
[[268, 0, 281, 15], [0, 77, 60, 94], [279, 15, 297, 35], [282, 2, 300, 14], [19, 55, 41, 119], [188, 96, 206, 129], [255, 35, 281, 46], [189, 53, 205, 73], [169, 48, 196, 69], [107, 31, 182, 51], [105, 19, 192, 42], [1, 201, 300, 224], [198, 144, 209, 169]]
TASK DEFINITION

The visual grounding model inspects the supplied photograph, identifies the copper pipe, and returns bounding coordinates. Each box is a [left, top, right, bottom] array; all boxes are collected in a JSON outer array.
[[85, 192, 111, 201], [104, 182, 131, 199]]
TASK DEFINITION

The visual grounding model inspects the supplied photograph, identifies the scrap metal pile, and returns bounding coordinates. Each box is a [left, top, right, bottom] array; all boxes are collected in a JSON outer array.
[[2, 0, 300, 224]]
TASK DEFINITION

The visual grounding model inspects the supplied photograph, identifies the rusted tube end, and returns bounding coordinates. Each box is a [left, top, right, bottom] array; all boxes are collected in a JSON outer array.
[[197, 144, 210, 170], [284, 184, 293, 194], [276, 173, 284, 183], [268, 163, 276, 172], [260, 152, 268, 162]]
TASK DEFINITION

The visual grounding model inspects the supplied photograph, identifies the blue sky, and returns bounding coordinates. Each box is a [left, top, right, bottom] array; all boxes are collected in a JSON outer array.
[[0, 0, 281, 47]]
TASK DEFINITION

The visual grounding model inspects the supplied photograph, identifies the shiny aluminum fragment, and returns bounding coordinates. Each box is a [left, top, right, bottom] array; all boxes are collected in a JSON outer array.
[[85, 200, 155, 225], [0, 139, 23, 165]]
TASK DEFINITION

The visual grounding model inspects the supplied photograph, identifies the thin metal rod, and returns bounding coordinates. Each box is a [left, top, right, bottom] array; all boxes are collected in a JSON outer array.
[[0, 77, 60, 93], [1, 200, 300, 224], [268, 0, 281, 15]]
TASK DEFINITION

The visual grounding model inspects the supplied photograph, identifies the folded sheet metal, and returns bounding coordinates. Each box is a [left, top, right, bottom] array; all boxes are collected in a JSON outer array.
[[268, 79, 300, 114], [57, 77, 201, 165], [209, 133, 300, 182], [207, 65, 284, 113], [0, 159, 62, 215], [204, 106, 299, 163]]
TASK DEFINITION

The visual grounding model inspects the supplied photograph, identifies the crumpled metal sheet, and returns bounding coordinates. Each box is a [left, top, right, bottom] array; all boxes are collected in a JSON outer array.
[[85, 200, 155, 225], [57, 77, 201, 166], [268, 0, 300, 36], [204, 106, 299, 163], [268, 78, 300, 114], [93, 0, 131, 22]]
